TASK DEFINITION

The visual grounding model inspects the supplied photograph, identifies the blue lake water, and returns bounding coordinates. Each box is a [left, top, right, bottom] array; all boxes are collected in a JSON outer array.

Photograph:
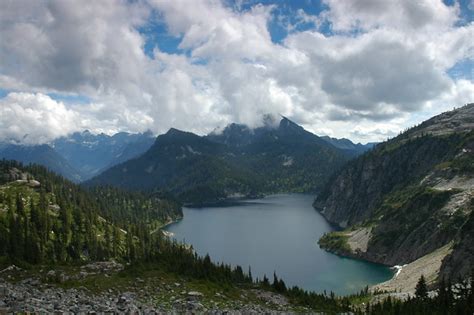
[[165, 194, 393, 295]]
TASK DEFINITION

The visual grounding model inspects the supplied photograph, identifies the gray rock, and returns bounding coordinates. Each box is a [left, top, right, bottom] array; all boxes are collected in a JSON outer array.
[[0, 265, 22, 274], [0, 285, 8, 297], [187, 291, 203, 297]]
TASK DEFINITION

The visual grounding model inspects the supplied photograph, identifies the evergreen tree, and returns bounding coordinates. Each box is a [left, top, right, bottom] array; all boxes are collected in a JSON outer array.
[[415, 275, 428, 299]]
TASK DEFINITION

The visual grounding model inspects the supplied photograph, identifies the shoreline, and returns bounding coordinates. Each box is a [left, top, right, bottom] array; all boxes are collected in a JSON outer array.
[[159, 216, 183, 230], [370, 243, 453, 294], [184, 192, 318, 208], [149, 216, 183, 237]]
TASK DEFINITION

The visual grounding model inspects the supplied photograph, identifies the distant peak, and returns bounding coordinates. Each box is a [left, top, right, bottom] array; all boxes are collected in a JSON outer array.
[[162, 128, 201, 140], [279, 116, 294, 125], [166, 128, 187, 135], [278, 116, 303, 131]]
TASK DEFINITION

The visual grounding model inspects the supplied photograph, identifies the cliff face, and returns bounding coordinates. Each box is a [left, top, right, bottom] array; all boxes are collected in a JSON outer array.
[[439, 207, 474, 280], [314, 135, 459, 227], [315, 104, 474, 280]]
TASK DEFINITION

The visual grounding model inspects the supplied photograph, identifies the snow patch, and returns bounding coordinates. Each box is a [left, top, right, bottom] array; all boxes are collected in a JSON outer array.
[[145, 165, 154, 173], [282, 155, 294, 167], [186, 145, 201, 155]]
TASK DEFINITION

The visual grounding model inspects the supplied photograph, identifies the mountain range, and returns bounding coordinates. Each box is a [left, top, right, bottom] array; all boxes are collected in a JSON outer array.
[[320, 136, 377, 157], [0, 144, 84, 182], [0, 118, 371, 188], [52, 130, 156, 180], [86, 117, 358, 204], [0, 131, 155, 182], [0, 104, 473, 295]]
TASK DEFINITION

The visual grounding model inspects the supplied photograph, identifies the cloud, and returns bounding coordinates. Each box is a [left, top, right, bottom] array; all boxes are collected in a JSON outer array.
[[0, 93, 81, 144], [0, 0, 149, 92], [322, 0, 459, 32], [0, 0, 472, 144], [286, 29, 452, 117]]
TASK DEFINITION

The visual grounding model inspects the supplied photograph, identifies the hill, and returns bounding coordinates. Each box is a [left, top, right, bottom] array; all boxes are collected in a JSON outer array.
[[0, 160, 182, 264]]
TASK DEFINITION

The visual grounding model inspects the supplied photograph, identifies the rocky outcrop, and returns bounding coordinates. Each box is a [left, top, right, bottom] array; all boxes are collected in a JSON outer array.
[[347, 228, 372, 253], [439, 208, 474, 281], [409, 103, 474, 138], [371, 243, 453, 294]]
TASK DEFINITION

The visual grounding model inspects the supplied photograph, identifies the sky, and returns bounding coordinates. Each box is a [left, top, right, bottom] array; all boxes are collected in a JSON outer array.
[[0, 0, 473, 145]]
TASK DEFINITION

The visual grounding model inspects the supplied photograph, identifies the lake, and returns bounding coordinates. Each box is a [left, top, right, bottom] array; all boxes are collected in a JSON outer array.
[[164, 194, 393, 295]]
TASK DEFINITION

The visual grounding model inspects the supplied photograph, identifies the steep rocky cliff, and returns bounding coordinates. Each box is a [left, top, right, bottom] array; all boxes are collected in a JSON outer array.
[[315, 104, 474, 282]]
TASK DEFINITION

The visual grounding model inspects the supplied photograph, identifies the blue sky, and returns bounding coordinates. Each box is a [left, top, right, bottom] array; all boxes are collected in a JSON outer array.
[[0, 0, 472, 144], [30, 0, 470, 127], [136, 0, 473, 80], [2, 0, 471, 102]]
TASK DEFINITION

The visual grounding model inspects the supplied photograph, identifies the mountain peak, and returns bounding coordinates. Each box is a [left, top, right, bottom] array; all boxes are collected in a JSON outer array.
[[165, 128, 193, 136], [159, 128, 205, 145], [279, 116, 298, 127], [408, 103, 474, 139], [277, 116, 306, 135]]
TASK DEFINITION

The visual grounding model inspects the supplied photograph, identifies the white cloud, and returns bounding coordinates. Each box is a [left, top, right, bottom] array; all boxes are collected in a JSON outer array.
[[0, 0, 472, 144], [0, 93, 81, 144], [322, 0, 459, 32]]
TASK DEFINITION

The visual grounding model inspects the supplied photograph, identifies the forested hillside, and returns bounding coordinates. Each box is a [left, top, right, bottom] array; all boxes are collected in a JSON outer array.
[[0, 160, 182, 263]]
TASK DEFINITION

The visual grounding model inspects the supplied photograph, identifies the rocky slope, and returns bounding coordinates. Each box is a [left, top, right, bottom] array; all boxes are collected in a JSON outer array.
[[0, 263, 303, 314], [315, 104, 474, 283]]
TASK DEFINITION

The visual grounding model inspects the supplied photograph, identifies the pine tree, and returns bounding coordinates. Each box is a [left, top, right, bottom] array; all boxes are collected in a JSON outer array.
[[415, 275, 428, 299]]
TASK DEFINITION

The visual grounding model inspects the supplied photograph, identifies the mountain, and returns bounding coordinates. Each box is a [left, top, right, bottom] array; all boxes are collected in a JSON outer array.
[[52, 130, 155, 180], [320, 136, 377, 157], [208, 117, 350, 192], [87, 117, 349, 204], [86, 128, 262, 204], [0, 144, 83, 182], [314, 103, 474, 283]]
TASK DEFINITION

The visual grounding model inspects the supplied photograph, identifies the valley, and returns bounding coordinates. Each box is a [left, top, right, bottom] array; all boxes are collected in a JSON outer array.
[[2, 0, 474, 312], [0, 105, 473, 314]]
